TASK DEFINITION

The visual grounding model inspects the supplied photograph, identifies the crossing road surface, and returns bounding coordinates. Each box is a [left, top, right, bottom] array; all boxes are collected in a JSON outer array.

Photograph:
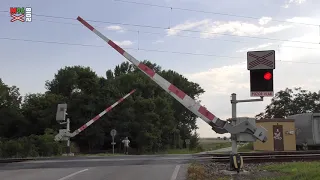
[[0, 154, 199, 180]]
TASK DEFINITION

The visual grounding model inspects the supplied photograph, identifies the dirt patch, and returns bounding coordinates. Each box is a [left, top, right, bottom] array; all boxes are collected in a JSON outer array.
[[195, 162, 285, 180]]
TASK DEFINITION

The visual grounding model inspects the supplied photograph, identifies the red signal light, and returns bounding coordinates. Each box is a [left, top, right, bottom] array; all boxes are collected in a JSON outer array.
[[264, 72, 272, 80]]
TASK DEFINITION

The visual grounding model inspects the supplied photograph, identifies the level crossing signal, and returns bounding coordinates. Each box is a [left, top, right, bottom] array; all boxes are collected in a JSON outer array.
[[247, 50, 275, 97], [250, 69, 273, 92]]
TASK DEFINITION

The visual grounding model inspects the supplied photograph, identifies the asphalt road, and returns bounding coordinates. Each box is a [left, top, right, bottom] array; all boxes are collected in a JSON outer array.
[[0, 154, 200, 180]]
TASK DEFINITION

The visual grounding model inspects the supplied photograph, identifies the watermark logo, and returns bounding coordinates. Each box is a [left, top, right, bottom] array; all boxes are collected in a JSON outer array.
[[10, 7, 32, 22]]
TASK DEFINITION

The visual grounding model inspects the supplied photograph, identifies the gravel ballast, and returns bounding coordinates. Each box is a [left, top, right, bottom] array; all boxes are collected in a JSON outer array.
[[198, 162, 285, 180]]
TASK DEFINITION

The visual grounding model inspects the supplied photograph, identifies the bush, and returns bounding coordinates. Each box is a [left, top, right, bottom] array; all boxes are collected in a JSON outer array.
[[0, 129, 63, 158], [189, 132, 201, 150], [195, 145, 204, 152], [238, 142, 253, 152]]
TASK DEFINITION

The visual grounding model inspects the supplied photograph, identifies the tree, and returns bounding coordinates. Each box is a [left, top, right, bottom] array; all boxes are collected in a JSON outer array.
[[106, 61, 205, 152], [256, 87, 320, 119], [223, 137, 227, 140], [21, 93, 66, 135], [0, 60, 205, 154], [44, 66, 110, 151], [0, 79, 27, 138], [45, 66, 100, 97]]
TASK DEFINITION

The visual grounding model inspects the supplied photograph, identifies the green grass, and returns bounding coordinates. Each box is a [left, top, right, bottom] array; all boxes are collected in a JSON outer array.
[[206, 142, 232, 150], [151, 149, 199, 155], [147, 140, 232, 155], [153, 138, 232, 155], [161, 149, 200, 154], [199, 138, 232, 151], [238, 142, 254, 152], [76, 153, 123, 157], [259, 162, 320, 180]]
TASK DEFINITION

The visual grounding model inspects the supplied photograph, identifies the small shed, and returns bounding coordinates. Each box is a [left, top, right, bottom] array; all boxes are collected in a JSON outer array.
[[253, 118, 296, 151]]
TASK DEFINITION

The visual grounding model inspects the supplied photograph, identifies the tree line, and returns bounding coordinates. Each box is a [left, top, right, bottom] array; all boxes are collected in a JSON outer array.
[[0, 60, 204, 157]]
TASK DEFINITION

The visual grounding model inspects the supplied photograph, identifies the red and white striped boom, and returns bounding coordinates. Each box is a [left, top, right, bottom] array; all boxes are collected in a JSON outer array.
[[70, 89, 136, 137], [76, 16, 267, 142]]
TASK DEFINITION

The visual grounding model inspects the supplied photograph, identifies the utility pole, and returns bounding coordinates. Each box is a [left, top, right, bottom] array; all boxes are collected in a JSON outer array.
[[66, 118, 71, 154], [231, 93, 237, 155], [230, 93, 263, 171]]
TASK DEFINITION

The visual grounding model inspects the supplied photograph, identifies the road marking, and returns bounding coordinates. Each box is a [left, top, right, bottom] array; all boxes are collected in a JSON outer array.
[[170, 165, 181, 180], [57, 169, 89, 180]]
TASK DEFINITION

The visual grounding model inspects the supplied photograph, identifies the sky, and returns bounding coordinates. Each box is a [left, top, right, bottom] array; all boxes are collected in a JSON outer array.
[[1, 0, 320, 138]]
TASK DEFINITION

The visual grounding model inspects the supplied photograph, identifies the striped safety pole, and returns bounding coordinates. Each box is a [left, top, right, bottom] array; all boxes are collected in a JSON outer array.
[[76, 16, 228, 133], [71, 89, 136, 137]]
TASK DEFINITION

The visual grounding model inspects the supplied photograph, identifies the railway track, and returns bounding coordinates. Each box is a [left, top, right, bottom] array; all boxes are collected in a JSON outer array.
[[196, 150, 320, 157], [2, 151, 320, 164], [195, 151, 320, 163]]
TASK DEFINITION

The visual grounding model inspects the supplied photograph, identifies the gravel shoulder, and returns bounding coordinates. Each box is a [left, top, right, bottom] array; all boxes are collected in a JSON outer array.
[[188, 162, 286, 180]]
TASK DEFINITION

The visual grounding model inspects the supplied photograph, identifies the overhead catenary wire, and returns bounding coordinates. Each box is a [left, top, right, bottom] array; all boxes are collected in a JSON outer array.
[[25, 14, 320, 45], [34, 18, 320, 51], [0, 11, 319, 45], [1, 10, 320, 64], [112, 0, 320, 27], [1, 13, 319, 52], [0, 14, 276, 45], [1, 37, 319, 65]]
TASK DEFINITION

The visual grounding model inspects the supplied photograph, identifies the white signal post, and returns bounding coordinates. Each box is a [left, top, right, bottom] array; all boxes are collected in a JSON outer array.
[[54, 89, 136, 152], [110, 129, 117, 154]]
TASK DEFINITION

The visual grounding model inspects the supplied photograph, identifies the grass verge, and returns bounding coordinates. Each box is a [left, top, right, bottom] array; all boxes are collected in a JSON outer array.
[[154, 141, 232, 154], [260, 161, 320, 180], [200, 141, 232, 152], [238, 142, 253, 152], [158, 149, 200, 154], [76, 153, 123, 157]]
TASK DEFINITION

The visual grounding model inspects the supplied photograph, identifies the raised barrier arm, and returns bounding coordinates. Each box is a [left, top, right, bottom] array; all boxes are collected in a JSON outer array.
[[54, 89, 136, 141], [76, 16, 267, 142]]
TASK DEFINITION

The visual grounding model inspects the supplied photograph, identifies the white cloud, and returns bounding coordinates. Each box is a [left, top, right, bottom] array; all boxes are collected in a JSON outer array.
[[289, 0, 306, 4], [278, 33, 319, 62], [283, 0, 306, 8], [152, 40, 165, 44], [167, 19, 210, 36], [167, 18, 292, 38], [283, 4, 289, 8], [286, 17, 318, 24], [106, 25, 125, 32], [259, 17, 272, 25], [200, 22, 292, 38], [187, 62, 248, 95], [237, 43, 274, 53], [114, 40, 133, 46]]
